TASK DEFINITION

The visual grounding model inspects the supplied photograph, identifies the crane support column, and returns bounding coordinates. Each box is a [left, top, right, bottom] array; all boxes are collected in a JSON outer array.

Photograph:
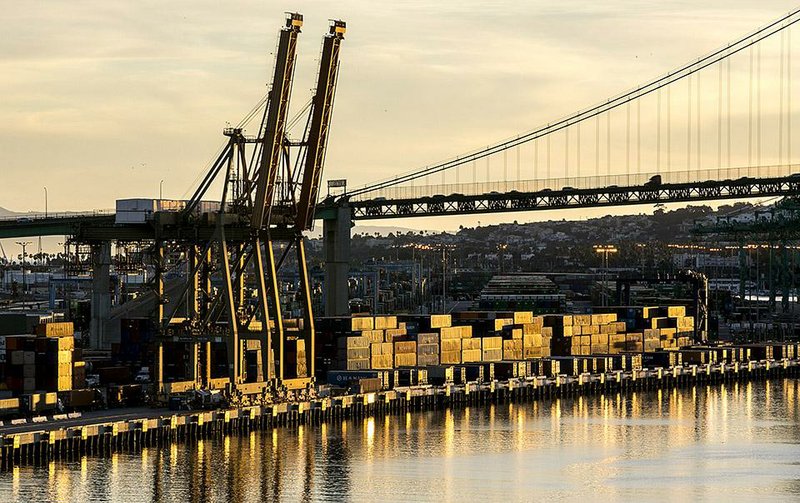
[[323, 203, 351, 316], [90, 241, 112, 350]]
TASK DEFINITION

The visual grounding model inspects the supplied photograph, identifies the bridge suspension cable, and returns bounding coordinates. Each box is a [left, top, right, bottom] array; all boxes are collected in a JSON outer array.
[[347, 7, 800, 198]]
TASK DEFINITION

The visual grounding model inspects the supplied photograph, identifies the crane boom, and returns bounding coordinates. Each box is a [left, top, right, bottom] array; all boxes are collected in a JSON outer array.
[[252, 13, 303, 230], [295, 20, 346, 231]]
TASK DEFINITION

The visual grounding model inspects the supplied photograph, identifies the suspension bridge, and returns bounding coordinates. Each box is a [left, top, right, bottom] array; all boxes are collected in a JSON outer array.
[[2, 9, 800, 321]]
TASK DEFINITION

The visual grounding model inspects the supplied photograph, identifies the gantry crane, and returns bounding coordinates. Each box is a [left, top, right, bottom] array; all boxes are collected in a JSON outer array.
[[151, 13, 346, 402]]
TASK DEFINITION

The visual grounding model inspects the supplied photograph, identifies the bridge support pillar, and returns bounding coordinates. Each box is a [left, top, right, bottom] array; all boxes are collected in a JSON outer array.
[[323, 203, 351, 316], [90, 241, 112, 350]]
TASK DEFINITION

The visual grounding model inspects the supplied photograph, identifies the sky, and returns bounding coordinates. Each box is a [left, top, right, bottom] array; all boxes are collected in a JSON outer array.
[[1, 0, 798, 241]]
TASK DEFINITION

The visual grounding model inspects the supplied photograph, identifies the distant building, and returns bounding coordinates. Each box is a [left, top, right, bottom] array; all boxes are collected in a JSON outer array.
[[478, 274, 565, 312]]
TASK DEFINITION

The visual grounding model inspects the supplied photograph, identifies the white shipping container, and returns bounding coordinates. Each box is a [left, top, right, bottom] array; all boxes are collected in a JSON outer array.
[[116, 198, 156, 224]]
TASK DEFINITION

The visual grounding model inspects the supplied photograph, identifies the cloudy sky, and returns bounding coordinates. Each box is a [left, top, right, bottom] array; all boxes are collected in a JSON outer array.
[[1, 0, 798, 235]]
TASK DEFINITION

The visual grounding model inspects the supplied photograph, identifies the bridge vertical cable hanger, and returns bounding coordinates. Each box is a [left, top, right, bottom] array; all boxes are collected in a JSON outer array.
[[344, 7, 800, 199], [749, 45, 754, 166], [577, 123, 582, 177], [687, 73, 692, 170], [757, 43, 762, 166], [727, 56, 731, 167], [606, 111, 611, 175], [718, 60, 723, 168], [637, 98, 641, 172], [626, 101, 631, 176], [595, 115, 600, 175], [667, 85, 672, 169], [546, 133, 551, 178], [780, 29, 785, 165], [789, 25, 793, 164], [657, 89, 662, 171], [696, 68, 702, 169]]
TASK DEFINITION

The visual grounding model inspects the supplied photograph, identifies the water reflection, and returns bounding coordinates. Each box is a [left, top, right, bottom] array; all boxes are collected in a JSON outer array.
[[3, 379, 800, 501]]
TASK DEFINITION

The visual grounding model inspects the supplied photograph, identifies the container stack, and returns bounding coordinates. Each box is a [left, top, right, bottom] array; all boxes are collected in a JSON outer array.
[[416, 333, 440, 366], [2, 322, 78, 395], [439, 327, 463, 364], [394, 341, 417, 367], [316, 305, 700, 377], [337, 335, 371, 370]]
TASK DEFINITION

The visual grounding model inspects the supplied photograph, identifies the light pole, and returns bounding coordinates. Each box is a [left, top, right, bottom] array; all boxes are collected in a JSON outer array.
[[497, 243, 508, 273], [159, 179, 164, 200], [43, 186, 48, 217], [16, 241, 32, 303], [594, 244, 618, 307]]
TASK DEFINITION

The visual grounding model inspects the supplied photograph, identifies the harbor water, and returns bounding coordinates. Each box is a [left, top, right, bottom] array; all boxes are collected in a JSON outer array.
[[3, 379, 800, 502]]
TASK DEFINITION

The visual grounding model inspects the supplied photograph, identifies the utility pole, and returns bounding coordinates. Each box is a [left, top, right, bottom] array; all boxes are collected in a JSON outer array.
[[16, 241, 32, 306]]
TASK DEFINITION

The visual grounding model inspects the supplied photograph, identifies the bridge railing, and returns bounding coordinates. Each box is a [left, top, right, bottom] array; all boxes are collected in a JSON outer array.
[[348, 164, 800, 201], [0, 210, 115, 222]]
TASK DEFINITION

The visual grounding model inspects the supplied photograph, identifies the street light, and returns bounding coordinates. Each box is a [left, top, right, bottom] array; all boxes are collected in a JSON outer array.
[[15, 241, 32, 303], [594, 244, 618, 307], [43, 187, 48, 217], [159, 179, 164, 200], [497, 243, 508, 273]]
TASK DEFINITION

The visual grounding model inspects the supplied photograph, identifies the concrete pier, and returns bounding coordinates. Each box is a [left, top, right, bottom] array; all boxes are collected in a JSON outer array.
[[1, 357, 798, 468]]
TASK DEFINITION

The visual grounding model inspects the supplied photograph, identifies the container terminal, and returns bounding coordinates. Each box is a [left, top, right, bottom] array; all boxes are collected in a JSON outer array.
[[2, 11, 800, 468]]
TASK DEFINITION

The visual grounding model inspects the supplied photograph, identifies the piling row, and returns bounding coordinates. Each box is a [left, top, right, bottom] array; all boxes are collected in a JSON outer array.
[[1, 358, 797, 468]]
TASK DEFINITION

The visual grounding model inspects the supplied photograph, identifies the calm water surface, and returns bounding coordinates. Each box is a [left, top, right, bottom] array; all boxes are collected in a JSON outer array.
[[3, 379, 800, 502]]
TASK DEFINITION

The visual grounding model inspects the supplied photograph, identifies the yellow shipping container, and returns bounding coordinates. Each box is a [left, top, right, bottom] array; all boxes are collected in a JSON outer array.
[[345, 336, 370, 349], [36, 322, 74, 337], [363, 330, 384, 343], [462, 338, 481, 350], [461, 349, 482, 363], [384, 328, 407, 341], [375, 316, 398, 330], [371, 354, 393, 369], [394, 341, 417, 354], [494, 318, 514, 331], [441, 351, 461, 364], [430, 314, 452, 329], [609, 333, 626, 344], [394, 353, 417, 367], [440, 326, 465, 339], [441, 339, 462, 352], [351, 317, 374, 331], [522, 323, 541, 336], [482, 348, 503, 362], [482, 337, 503, 350], [599, 324, 617, 334], [523, 334, 543, 348]]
